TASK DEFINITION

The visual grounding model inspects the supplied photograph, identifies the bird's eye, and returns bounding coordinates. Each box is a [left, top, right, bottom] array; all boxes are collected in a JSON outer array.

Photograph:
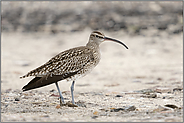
[[96, 35, 101, 38]]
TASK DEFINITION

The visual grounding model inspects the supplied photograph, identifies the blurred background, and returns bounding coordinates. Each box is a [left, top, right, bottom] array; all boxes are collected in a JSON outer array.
[[1, 1, 183, 92], [2, 1, 182, 34]]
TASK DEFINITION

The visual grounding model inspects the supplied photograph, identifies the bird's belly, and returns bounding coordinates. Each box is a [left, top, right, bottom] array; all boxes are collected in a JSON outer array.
[[66, 61, 98, 82]]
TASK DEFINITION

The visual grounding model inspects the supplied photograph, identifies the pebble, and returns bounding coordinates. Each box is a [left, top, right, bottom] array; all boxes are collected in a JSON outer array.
[[50, 89, 56, 92], [15, 98, 20, 101], [173, 87, 182, 92], [110, 105, 136, 112], [32, 102, 43, 105], [115, 95, 123, 97], [91, 116, 98, 119], [41, 115, 50, 118], [56, 105, 60, 109], [164, 104, 178, 109], [141, 93, 157, 98], [76, 101, 87, 107], [135, 89, 154, 94], [93, 111, 98, 115], [152, 105, 170, 112], [5, 104, 8, 108], [157, 77, 163, 81], [154, 87, 171, 93]]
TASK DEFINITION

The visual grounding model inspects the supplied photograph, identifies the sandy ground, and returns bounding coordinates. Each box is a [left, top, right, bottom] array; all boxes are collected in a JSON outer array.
[[1, 29, 183, 122]]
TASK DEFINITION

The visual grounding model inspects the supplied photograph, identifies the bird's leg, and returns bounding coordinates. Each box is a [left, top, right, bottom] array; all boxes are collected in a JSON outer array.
[[71, 81, 75, 104], [55, 82, 65, 105]]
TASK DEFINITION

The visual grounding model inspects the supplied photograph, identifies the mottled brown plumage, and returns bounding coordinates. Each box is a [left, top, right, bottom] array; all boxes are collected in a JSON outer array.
[[20, 31, 128, 105]]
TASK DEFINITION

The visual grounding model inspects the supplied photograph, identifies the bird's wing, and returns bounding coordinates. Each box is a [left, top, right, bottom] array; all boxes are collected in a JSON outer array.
[[20, 46, 94, 79], [22, 71, 79, 91]]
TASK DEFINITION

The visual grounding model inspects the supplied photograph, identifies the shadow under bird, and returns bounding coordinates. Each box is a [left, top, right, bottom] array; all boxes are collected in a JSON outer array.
[[20, 31, 128, 106]]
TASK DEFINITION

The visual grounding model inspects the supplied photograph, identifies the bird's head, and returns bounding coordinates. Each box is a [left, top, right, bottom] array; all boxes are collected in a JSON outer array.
[[89, 30, 128, 49]]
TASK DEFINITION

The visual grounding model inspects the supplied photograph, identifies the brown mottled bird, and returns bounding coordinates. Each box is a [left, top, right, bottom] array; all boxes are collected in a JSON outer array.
[[20, 31, 128, 106]]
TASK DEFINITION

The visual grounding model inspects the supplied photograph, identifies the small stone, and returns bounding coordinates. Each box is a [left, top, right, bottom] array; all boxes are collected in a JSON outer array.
[[93, 111, 98, 115], [154, 87, 171, 93], [76, 100, 86, 107], [56, 105, 61, 109], [91, 116, 98, 119], [164, 104, 178, 109], [110, 105, 136, 112], [41, 115, 49, 117], [32, 102, 42, 105], [135, 89, 154, 94], [141, 93, 157, 98], [152, 105, 170, 112], [124, 105, 136, 111], [5, 104, 8, 108], [115, 95, 123, 97], [15, 98, 20, 101], [50, 89, 56, 92], [173, 87, 182, 92], [157, 77, 163, 81], [110, 108, 124, 112]]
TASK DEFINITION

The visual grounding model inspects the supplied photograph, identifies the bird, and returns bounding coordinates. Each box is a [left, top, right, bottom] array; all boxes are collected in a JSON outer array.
[[20, 30, 128, 106]]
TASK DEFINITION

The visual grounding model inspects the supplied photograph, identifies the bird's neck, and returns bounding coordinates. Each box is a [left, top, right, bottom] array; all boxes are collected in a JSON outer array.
[[86, 41, 100, 51], [86, 41, 101, 62]]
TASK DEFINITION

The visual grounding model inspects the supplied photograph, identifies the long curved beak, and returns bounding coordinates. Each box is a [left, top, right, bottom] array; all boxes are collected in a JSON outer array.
[[104, 37, 128, 49]]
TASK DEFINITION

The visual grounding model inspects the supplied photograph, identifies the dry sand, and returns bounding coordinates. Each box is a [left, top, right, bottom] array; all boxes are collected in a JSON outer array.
[[1, 29, 183, 122]]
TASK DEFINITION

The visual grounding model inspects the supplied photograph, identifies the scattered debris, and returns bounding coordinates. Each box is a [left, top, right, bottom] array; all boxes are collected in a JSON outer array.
[[173, 87, 182, 92], [50, 89, 56, 92], [154, 87, 171, 93], [141, 93, 157, 98], [134, 89, 154, 94], [76, 101, 86, 107], [152, 105, 170, 113], [50, 94, 60, 97], [32, 102, 43, 105], [110, 105, 136, 112]]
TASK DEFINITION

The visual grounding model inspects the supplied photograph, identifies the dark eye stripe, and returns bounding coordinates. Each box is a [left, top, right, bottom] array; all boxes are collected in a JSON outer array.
[[96, 35, 103, 39]]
